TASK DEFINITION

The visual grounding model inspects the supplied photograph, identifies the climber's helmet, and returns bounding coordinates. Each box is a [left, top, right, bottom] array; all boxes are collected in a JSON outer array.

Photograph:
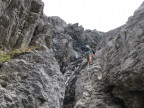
[[85, 45, 90, 49]]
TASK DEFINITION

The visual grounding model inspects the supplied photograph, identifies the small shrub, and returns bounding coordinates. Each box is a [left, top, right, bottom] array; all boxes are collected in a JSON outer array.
[[7, 49, 21, 56], [0, 51, 11, 63]]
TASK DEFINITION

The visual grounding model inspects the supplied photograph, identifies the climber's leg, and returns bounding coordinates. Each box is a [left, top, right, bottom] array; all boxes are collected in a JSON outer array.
[[88, 54, 93, 65]]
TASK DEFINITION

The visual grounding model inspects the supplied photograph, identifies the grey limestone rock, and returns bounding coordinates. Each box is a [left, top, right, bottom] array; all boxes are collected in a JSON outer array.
[[0, 51, 65, 108], [73, 56, 126, 108], [48, 19, 104, 73], [64, 2, 144, 108], [0, 0, 144, 108], [96, 1, 144, 108], [0, 0, 44, 49], [0, 0, 65, 108]]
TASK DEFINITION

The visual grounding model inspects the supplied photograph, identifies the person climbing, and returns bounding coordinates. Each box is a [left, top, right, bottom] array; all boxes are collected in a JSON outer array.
[[83, 45, 95, 65]]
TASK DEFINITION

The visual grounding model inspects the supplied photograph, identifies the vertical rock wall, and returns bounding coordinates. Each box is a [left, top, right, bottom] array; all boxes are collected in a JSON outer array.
[[0, 0, 44, 49], [0, 0, 65, 108], [92, 2, 144, 108]]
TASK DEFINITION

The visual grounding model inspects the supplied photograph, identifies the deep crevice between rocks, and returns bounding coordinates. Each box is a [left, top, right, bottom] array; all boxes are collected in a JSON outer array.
[[112, 95, 127, 108], [63, 76, 77, 108], [1, 82, 7, 88], [38, 97, 46, 106], [106, 85, 127, 108], [62, 58, 87, 108]]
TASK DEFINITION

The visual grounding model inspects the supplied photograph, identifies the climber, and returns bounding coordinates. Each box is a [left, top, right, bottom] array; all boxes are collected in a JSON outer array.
[[83, 45, 95, 65]]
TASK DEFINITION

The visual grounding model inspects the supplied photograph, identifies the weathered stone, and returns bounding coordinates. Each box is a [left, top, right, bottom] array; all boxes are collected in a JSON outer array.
[[0, 0, 65, 108], [0, 51, 65, 108], [0, 0, 143, 108], [0, 0, 44, 49], [96, 2, 144, 108], [46, 17, 104, 73], [73, 57, 126, 108]]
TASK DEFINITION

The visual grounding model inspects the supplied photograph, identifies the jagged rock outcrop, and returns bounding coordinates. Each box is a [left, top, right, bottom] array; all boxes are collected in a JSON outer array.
[[46, 18, 104, 73], [97, 2, 144, 108], [96, 25, 124, 50]]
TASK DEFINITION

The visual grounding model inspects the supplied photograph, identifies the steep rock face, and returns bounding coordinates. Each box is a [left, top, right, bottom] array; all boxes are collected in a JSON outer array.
[[64, 2, 144, 108], [0, 0, 44, 49], [0, 0, 65, 108], [96, 25, 124, 50], [74, 56, 126, 108], [63, 53, 126, 108], [0, 51, 65, 108], [97, 2, 144, 108], [0, 0, 143, 108]]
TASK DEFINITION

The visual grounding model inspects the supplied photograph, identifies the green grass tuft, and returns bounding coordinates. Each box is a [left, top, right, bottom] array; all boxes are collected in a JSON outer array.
[[0, 46, 37, 63]]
